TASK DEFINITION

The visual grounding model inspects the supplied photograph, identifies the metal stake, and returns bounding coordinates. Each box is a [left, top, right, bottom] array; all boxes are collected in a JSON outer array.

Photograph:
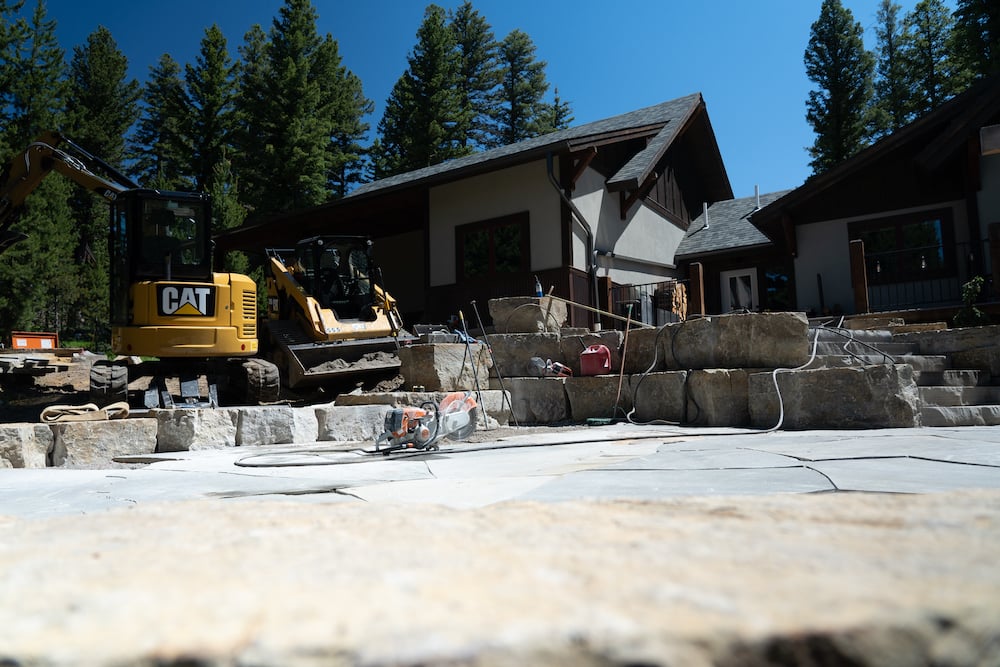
[[471, 299, 518, 427]]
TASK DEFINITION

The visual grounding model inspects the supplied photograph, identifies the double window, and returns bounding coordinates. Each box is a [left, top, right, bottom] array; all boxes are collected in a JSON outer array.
[[849, 209, 953, 285], [456, 212, 529, 281]]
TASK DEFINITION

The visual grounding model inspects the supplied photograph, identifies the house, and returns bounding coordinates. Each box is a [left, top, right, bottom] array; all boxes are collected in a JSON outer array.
[[749, 74, 1000, 321], [216, 92, 732, 327]]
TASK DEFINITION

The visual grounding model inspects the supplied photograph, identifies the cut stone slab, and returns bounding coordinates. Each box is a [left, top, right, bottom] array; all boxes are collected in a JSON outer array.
[[502, 377, 570, 424], [488, 295, 567, 333], [487, 332, 562, 378], [622, 326, 668, 374], [748, 364, 920, 430], [152, 408, 240, 452], [398, 343, 491, 391], [50, 419, 158, 467], [236, 406, 319, 446], [667, 312, 810, 370], [627, 371, 686, 423], [0, 423, 53, 468]]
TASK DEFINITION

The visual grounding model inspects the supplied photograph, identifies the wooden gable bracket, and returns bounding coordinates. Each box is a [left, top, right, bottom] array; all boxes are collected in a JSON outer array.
[[569, 147, 597, 191], [619, 171, 659, 220]]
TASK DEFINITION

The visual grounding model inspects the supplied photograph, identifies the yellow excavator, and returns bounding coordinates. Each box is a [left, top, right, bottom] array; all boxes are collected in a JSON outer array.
[[0, 131, 279, 406]]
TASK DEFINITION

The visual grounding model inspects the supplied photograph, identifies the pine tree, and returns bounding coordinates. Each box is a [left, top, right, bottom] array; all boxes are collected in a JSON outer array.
[[375, 4, 463, 175], [872, 0, 911, 136], [232, 23, 269, 213], [7, 0, 63, 145], [902, 0, 961, 115], [0, 1, 27, 155], [804, 0, 875, 174], [180, 24, 237, 192], [535, 87, 574, 135], [450, 1, 500, 151], [951, 0, 1000, 79], [494, 29, 549, 146], [130, 54, 187, 189], [63, 26, 140, 338]]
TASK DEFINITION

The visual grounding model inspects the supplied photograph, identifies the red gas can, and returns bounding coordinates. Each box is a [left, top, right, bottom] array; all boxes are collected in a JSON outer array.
[[580, 344, 612, 376]]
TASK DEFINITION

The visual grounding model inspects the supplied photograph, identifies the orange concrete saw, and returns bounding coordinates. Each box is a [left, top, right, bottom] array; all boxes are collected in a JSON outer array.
[[374, 391, 478, 454]]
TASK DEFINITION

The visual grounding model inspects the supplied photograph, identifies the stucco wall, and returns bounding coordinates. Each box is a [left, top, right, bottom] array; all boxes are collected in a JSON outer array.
[[980, 153, 1000, 230], [427, 160, 561, 287], [572, 167, 686, 286]]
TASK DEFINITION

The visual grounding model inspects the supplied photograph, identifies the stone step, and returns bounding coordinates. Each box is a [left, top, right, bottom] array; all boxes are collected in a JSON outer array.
[[913, 369, 991, 387], [918, 385, 1000, 407], [813, 354, 949, 372], [920, 405, 1000, 427], [809, 327, 892, 344], [813, 341, 919, 357]]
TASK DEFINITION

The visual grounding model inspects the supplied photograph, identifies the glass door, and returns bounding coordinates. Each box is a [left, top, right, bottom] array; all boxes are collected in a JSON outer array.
[[720, 268, 758, 312]]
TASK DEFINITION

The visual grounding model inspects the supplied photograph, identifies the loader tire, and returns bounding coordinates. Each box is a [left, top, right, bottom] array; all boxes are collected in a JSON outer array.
[[89, 360, 128, 406], [234, 358, 281, 405]]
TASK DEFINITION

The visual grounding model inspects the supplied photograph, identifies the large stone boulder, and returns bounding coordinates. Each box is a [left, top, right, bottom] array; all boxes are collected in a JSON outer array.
[[668, 312, 810, 370], [153, 409, 240, 452], [686, 369, 757, 427], [748, 364, 920, 430], [564, 375, 633, 421], [627, 371, 686, 424], [622, 326, 668, 374], [488, 296, 567, 333], [315, 404, 392, 442], [0, 424, 53, 468], [503, 377, 571, 424], [487, 333, 563, 378], [49, 419, 158, 467], [398, 343, 491, 391], [236, 406, 319, 446]]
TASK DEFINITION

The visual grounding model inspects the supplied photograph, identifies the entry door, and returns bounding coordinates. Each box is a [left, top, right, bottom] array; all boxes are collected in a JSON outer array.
[[720, 268, 758, 312]]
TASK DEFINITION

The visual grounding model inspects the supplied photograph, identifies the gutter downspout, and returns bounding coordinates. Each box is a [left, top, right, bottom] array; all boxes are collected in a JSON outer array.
[[546, 151, 597, 327]]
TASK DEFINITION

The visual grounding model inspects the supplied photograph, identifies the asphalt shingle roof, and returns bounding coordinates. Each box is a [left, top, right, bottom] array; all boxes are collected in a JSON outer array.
[[350, 93, 703, 198], [675, 190, 791, 258]]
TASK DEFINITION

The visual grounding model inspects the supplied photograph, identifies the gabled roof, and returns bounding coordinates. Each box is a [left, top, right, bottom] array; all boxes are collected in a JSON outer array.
[[351, 93, 707, 198], [751, 73, 1000, 242], [675, 190, 791, 259]]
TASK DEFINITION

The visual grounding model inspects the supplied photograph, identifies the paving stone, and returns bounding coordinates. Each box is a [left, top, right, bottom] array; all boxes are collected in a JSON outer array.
[[50, 419, 158, 467], [0, 423, 52, 468]]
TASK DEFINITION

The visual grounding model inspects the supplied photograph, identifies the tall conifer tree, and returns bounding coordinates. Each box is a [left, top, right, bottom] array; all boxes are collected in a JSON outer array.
[[494, 29, 549, 146], [951, 0, 1000, 79], [872, 0, 911, 136], [804, 0, 874, 174], [130, 54, 186, 189], [902, 0, 961, 115], [450, 1, 500, 151]]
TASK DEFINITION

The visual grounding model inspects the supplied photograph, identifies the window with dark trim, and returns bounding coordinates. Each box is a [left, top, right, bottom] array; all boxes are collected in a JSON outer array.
[[456, 212, 530, 281], [848, 209, 954, 285]]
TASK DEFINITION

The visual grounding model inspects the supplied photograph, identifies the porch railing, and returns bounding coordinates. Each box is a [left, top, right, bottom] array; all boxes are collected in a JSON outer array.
[[864, 239, 992, 311], [609, 279, 686, 327]]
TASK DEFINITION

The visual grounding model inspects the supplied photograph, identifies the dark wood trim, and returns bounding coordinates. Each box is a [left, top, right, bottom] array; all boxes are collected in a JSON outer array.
[[849, 239, 870, 314], [455, 211, 530, 282], [781, 213, 797, 257], [689, 262, 705, 317], [619, 171, 658, 219], [570, 147, 597, 191]]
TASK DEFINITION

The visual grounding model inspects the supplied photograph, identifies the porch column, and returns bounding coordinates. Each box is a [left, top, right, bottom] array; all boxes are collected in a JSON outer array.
[[990, 223, 1000, 297], [849, 239, 870, 314], [689, 262, 705, 317]]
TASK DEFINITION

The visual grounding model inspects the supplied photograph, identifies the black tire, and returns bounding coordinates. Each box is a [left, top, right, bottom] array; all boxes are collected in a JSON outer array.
[[89, 360, 128, 406]]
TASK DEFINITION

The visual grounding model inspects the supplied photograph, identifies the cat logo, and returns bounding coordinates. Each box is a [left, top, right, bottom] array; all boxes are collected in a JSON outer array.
[[157, 284, 216, 317]]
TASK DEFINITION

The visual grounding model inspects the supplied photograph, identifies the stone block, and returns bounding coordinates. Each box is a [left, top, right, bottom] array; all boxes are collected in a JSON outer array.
[[236, 406, 319, 446], [668, 312, 809, 370], [686, 369, 757, 427], [628, 371, 686, 424], [622, 326, 669, 374], [504, 377, 570, 424], [748, 364, 920, 430], [153, 409, 239, 452], [398, 343, 491, 391], [564, 375, 633, 422], [560, 330, 624, 376], [488, 333, 563, 378], [0, 424, 53, 468], [488, 296, 567, 333], [315, 404, 392, 442], [50, 419, 157, 467]]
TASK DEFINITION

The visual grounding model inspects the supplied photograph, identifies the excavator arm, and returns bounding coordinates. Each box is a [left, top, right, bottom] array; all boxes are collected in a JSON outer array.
[[0, 131, 136, 253]]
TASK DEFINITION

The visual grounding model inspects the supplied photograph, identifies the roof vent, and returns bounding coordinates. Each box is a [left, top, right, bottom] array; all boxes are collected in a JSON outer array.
[[702, 202, 709, 230], [754, 184, 760, 211]]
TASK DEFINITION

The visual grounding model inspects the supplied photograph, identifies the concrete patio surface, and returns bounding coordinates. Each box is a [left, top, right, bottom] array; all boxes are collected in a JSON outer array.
[[2, 423, 999, 666]]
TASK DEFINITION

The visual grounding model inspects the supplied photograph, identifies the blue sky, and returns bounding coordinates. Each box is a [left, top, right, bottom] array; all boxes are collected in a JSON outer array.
[[40, 0, 955, 199]]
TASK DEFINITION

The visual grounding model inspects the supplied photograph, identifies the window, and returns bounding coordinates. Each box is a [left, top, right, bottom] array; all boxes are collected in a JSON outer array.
[[456, 213, 529, 281], [849, 209, 953, 285]]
